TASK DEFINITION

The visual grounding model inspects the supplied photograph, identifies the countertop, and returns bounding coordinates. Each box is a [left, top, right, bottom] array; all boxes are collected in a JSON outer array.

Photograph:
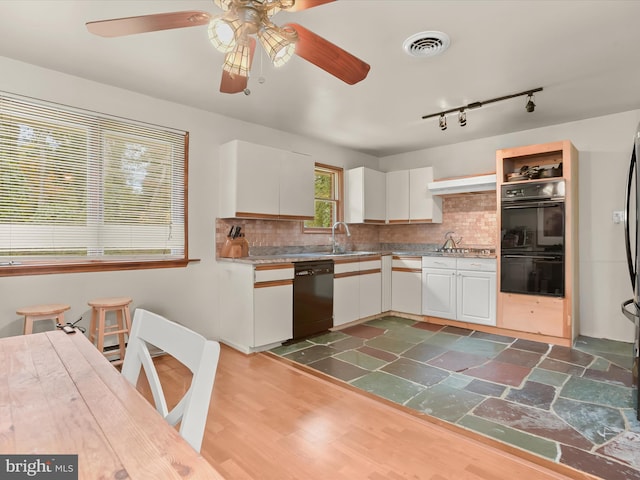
[[218, 249, 496, 265]]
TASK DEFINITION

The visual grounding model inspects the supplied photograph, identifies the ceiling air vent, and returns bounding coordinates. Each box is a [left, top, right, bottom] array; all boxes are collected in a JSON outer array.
[[403, 31, 450, 58]]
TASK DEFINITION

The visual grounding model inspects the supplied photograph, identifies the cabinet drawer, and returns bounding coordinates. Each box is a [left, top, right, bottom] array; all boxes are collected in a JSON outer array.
[[456, 258, 496, 272], [254, 264, 294, 283], [392, 256, 422, 270], [360, 259, 382, 271], [422, 256, 456, 269], [334, 259, 361, 274]]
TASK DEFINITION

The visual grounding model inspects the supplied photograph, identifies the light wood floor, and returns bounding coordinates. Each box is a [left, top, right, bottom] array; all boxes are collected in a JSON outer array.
[[140, 345, 594, 480]]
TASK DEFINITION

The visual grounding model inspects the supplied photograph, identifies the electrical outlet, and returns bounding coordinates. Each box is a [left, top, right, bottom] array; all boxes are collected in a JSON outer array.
[[613, 211, 625, 224]]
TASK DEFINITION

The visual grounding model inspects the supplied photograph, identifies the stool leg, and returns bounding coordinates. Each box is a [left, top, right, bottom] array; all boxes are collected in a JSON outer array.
[[96, 308, 106, 355], [24, 316, 33, 335], [89, 309, 97, 344], [56, 312, 65, 327], [123, 305, 132, 335], [115, 308, 126, 363]]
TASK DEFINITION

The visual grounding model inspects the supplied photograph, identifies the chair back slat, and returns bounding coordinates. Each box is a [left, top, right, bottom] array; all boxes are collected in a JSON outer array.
[[121, 308, 220, 452]]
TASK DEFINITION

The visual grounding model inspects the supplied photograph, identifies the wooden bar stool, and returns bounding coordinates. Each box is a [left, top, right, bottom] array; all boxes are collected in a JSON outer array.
[[18, 304, 71, 335], [88, 297, 133, 366]]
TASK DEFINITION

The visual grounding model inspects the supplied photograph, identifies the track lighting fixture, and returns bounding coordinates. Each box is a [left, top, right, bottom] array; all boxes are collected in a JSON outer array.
[[422, 87, 543, 131], [458, 110, 466, 127], [439, 113, 447, 131], [525, 93, 536, 113]]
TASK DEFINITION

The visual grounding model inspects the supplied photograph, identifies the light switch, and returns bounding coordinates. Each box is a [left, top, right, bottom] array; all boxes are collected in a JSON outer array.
[[613, 211, 625, 224]]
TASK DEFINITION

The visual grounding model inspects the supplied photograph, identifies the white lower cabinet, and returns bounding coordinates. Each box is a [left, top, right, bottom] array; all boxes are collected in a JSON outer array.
[[334, 257, 382, 327], [218, 262, 294, 353], [381, 255, 392, 312], [334, 273, 360, 327], [391, 256, 423, 315], [422, 259, 456, 320], [422, 257, 496, 326]]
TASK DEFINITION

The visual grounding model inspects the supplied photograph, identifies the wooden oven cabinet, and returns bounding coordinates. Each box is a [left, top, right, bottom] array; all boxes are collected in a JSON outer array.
[[496, 140, 579, 346]]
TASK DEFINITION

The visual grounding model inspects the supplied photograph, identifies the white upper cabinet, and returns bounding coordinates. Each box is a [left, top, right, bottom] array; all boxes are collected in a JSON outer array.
[[409, 167, 442, 223], [386, 170, 410, 223], [279, 151, 315, 219], [386, 167, 442, 224], [218, 140, 314, 220], [345, 167, 386, 224]]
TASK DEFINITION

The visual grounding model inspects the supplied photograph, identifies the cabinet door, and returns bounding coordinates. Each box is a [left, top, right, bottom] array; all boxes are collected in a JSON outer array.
[[457, 270, 496, 326], [386, 170, 410, 223], [279, 151, 314, 219], [359, 271, 382, 318], [345, 167, 365, 224], [391, 270, 422, 315], [381, 255, 392, 312], [219, 140, 280, 217], [422, 268, 456, 319], [346, 167, 386, 223], [409, 167, 442, 223], [334, 275, 360, 326], [254, 283, 293, 347], [363, 168, 386, 222]]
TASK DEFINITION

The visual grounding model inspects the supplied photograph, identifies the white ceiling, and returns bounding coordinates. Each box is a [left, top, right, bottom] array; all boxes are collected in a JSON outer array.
[[1, 1, 639, 157]]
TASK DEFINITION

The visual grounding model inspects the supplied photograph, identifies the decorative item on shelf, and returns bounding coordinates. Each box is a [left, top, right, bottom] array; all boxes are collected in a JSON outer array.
[[506, 173, 528, 182], [220, 225, 249, 258], [506, 163, 563, 182], [520, 165, 541, 179], [540, 164, 563, 178]]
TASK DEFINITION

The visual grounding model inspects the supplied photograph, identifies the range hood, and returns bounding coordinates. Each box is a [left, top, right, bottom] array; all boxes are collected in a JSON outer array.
[[428, 173, 496, 196]]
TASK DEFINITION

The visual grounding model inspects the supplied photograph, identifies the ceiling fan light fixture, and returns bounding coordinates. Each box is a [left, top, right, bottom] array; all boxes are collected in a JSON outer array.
[[258, 26, 298, 67], [223, 41, 252, 77], [208, 16, 240, 53], [214, 0, 234, 11]]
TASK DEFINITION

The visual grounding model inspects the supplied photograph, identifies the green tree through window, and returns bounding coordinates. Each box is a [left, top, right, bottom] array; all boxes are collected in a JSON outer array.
[[304, 164, 342, 230]]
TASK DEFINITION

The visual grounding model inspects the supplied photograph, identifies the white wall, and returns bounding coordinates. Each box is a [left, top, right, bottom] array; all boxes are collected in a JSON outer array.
[[0, 56, 378, 339], [381, 111, 640, 342]]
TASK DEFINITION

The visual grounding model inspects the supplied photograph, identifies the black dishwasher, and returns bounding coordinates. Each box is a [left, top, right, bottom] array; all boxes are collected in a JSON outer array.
[[293, 260, 334, 340]]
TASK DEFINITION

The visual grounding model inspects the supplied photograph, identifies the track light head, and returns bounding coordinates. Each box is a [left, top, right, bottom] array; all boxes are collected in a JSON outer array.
[[439, 113, 447, 131], [458, 110, 466, 127], [525, 93, 536, 113]]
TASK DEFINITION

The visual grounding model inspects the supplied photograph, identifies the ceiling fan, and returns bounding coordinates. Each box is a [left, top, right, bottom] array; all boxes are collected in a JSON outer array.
[[86, 0, 371, 94]]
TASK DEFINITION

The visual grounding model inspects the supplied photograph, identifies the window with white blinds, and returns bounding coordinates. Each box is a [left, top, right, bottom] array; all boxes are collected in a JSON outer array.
[[0, 93, 188, 274]]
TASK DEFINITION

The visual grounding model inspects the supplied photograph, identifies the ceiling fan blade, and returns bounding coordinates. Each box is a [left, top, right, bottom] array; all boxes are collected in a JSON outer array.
[[286, 0, 336, 12], [287, 23, 370, 85], [220, 38, 257, 94], [86, 11, 211, 38]]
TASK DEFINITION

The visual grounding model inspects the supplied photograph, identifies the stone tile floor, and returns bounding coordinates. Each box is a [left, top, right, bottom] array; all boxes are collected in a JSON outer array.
[[270, 316, 640, 480]]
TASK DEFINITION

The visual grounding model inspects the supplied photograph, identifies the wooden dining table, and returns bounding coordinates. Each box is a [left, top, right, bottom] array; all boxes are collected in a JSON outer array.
[[0, 329, 224, 479]]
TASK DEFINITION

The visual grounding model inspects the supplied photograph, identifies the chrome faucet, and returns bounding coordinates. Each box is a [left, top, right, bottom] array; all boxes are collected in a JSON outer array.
[[331, 221, 351, 253]]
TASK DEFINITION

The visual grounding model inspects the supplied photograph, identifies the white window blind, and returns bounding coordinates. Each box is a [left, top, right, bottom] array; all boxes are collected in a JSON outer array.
[[0, 93, 187, 267]]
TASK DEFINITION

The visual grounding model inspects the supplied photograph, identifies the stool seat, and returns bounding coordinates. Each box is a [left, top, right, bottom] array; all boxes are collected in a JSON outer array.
[[88, 297, 133, 366], [88, 297, 133, 309], [18, 304, 70, 335]]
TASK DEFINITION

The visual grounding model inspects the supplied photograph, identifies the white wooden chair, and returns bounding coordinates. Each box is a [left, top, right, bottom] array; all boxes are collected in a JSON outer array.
[[121, 308, 220, 453]]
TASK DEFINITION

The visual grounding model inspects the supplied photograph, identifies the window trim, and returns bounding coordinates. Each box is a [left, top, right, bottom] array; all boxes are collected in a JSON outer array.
[[304, 163, 344, 234], [0, 94, 190, 277]]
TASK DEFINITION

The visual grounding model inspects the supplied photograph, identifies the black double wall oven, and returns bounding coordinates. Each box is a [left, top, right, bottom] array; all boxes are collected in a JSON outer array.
[[500, 180, 565, 297]]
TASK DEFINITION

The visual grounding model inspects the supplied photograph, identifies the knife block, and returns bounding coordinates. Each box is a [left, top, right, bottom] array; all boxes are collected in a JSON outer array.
[[220, 237, 249, 258]]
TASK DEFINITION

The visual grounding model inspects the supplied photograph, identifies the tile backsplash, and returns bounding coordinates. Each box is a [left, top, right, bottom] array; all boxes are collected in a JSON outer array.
[[216, 192, 497, 256]]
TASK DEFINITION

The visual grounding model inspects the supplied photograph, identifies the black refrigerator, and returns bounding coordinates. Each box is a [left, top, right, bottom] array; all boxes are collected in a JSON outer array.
[[622, 122, 640, 420]]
